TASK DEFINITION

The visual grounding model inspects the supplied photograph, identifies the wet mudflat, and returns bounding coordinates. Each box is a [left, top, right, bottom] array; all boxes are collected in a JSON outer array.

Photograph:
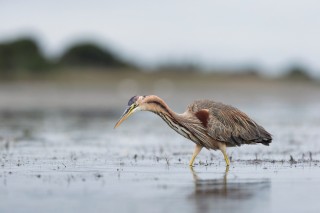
[[1, 144, 320, 213], [1, 79, 320, 213]]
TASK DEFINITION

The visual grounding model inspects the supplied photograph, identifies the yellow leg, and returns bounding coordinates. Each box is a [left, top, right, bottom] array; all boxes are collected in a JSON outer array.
[[220, 145, 230, 167], [189, 144, 203, 166]]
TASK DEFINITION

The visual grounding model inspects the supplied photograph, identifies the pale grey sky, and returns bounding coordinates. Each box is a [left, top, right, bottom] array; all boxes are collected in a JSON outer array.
[[1, 0, 320, 76]]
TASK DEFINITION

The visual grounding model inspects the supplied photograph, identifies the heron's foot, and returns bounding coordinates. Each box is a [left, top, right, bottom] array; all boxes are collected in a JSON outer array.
[[225, 165, 230, 173], [188, 159, 195, 167]]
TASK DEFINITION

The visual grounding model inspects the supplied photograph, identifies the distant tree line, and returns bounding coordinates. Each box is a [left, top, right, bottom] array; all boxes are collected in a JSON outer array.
[[0, 37, 313, 80], [0, 37, 133, 77]]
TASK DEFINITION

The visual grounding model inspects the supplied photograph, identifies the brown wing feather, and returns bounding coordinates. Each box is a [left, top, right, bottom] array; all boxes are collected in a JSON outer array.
[[189, 100, 272, 147], [194, 109, 209, 128]]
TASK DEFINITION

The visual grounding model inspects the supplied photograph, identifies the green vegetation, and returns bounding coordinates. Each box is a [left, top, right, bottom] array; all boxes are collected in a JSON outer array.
[[0, 37, 133, 79], [60, 42, 129, 68], [0, 38, 51, 77], [285, 65, 311, 80], [0, 37, 316, 82]]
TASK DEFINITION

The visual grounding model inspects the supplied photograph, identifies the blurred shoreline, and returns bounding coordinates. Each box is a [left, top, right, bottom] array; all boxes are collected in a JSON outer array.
[[1, 67, 318, 83], [0, 69, 319, 113]]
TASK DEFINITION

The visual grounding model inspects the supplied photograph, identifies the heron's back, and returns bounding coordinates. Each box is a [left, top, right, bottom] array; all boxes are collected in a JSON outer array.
[[187, 100, 272, 148]]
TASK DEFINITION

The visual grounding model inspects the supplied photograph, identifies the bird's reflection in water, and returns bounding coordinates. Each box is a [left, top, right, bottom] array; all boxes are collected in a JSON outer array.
[[189, 167, 270, 212]]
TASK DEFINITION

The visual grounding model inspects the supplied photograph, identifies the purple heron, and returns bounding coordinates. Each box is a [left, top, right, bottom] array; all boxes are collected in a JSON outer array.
[[114, 95, 272, 167]]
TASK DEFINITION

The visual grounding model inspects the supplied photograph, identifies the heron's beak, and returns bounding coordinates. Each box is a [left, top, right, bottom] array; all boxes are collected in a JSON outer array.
[[114, 104, 138, 128]]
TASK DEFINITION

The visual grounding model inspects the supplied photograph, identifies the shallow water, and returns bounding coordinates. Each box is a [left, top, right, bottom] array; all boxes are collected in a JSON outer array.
[[1, 81, 320, 213]]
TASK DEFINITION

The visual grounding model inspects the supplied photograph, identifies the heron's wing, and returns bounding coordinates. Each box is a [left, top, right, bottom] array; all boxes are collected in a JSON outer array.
[[210, 106, 271, 146], [192, 103, 271, 146]]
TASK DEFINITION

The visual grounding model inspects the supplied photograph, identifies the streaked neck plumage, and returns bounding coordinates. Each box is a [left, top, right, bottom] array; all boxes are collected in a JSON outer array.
[[141, 96, 178, 120], [141, 96, 201, 142], [143, 95, 176, 116]]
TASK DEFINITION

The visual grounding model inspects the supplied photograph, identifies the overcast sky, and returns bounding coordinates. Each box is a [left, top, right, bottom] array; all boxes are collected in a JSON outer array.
[[1, 0, 320, 76]]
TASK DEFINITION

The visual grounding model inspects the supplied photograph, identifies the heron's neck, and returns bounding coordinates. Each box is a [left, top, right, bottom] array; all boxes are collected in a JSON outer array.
[[147, 98, 177, 117], [144, 97, 183, 126], [145, 97, 199, 142]]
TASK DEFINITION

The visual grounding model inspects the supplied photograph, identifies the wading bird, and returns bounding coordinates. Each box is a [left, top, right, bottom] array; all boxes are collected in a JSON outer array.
[[114, 95, 272, 167]]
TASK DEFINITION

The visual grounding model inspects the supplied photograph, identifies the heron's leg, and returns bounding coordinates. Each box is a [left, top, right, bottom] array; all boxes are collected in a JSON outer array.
[[189, 144, 203, 166], [220, 144, 230, 166]]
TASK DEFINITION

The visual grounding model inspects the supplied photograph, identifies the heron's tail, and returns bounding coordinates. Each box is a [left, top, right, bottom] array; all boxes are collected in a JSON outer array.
[[255, 125, 272, 146]]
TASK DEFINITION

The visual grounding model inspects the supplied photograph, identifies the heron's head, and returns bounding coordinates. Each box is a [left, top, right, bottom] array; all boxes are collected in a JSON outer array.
[[114, 95, 149, 128]]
